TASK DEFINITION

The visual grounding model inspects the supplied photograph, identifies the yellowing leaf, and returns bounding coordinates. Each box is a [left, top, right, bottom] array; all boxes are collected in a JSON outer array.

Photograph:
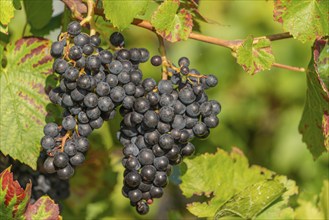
[[0, 0, 15, 26], [0, 38, 60, 169]]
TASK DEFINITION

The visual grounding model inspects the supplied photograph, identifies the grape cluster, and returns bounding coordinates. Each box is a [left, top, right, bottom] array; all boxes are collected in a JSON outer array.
[[41, 21, 149, 180], [0, 153, 70, 203], [118, 56, 221, 214], [41, 20, 221, 215]]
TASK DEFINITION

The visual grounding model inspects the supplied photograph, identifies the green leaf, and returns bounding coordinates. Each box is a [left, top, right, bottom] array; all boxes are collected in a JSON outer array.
[[24, 196, 61, 220], [0, 0, 16, 26], [24, 0, 53, 30], [235, 35, 275, 75], [255, 176, 298, 219], [319, 180, 328, 219], [299, 39, 329, 159], [274, 0, 329, 43], [0, 38, 58, 169], [30, 13, 62, 37], [151, 0, 193, 42], [215, 180, 285, 219], [103, 0, 149, 30], [317, 43, 329, 86], [179, 148, 288, 218]]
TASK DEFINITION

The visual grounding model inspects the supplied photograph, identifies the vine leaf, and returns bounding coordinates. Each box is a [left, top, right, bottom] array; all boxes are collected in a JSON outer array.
[[103, 0, 149, 30], [0, 167, 61, 220], [151, 0, 193, 42], [0, 38, 59, 170], [298, 38, 329, 159], [24, 0, 53, 30], [24, 196, 60, 220], [273, 0, 329, 43], [0, 0, 16, 34], [235, 35, 275, 75], [179, 148, 296, 218], [0, 166, 31, 219], [215, 181, 285, 219]]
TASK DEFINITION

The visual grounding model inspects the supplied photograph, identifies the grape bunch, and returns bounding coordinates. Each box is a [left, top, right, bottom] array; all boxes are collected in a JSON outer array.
[[118, 56, 221, 214], [0, 153, 70, 203], [41, 21, 149, 180], [40, 20, 221, 215]]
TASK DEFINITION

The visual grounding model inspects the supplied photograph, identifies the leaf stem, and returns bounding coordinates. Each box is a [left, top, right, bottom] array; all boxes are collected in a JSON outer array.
[[272, 63, 305, 72]]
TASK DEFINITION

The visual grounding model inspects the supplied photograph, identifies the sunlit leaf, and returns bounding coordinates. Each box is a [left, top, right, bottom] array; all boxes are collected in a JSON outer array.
[[103, 0, 149, 30], [179, 148, 293, 218], [274, 0, 329, 43], [151, 0, 193, 42], [215, 180, 285, 219], [235, 35, 275, 75]]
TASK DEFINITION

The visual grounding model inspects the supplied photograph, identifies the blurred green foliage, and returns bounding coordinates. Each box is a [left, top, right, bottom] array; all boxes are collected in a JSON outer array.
[[3, 1, 328, 219]]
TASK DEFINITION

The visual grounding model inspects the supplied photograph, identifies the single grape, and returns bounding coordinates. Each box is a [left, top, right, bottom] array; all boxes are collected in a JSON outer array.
[[110, 86, 126, 103], [110, 32, 124, 47], [67, 21, 81, 36], [128, 189, 142, 203], [41, 136, 55, 150], [86, 55, 101, 71], [158, 80, 173, 94], [178, 57, 190, 67], [90, 35, 101, 47], [151, 55, 162, 66], [43, 123, 59, 137], [136, 201, 149, 215], [124, 172, 141, 188], [76, 137, 89, 152], [99, 50, 112, 64], [153, 156, 169, 171], [138, 149, 155, 165], [159, 134, 174, 150], [140, 165, 156, 182], [57, 164, 74, 180], [108, 60, 123, 74], [83, 93, 98, 108], [43, 157, 56, 173], [68, 45, 83, 60], [50, 41, 64, 58], [89, 117, 104, 129], [142, 78, 156, 92], [53, 152, 69, 168], [73, 33, 90, 46], [70, 152, 85, 166]]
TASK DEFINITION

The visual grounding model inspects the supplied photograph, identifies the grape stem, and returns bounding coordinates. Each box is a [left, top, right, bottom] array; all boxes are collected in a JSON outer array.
[[157, 35, 169, 80], [61, 0, 305, 73], [79, 0, 96, 36]]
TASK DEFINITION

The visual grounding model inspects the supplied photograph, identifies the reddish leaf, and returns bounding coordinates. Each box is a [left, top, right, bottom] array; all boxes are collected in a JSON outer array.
[[24, 196, 61, 220], [0, 166, 31, 218]]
